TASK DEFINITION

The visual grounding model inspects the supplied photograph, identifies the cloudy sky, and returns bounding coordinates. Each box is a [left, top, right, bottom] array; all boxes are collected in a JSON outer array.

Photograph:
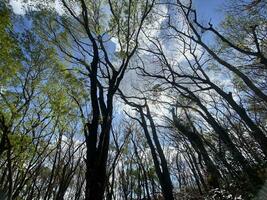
[[9, 0, 225, 21], [7, 0, 228, 121]]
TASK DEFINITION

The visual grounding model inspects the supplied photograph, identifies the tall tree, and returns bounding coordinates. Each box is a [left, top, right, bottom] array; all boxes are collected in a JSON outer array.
[[32, 0, 154, 198]]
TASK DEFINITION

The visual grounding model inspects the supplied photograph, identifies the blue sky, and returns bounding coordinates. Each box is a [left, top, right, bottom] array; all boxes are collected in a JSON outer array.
[[193, 0, 225, 26], [10, 0, 226, 23]]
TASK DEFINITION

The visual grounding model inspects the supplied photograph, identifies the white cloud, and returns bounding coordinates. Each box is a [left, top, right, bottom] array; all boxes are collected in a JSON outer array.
[[138, 4, 168, 50], [9, 0, 26, 15], [145, 4, 168, 38], [9, 0, 66, 15], [110, 37, 121, 52], [54, 0, 65, 15]]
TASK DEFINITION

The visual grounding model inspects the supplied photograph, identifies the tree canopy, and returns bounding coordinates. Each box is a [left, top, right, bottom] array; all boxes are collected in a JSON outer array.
[[0, 0, 267, 199]]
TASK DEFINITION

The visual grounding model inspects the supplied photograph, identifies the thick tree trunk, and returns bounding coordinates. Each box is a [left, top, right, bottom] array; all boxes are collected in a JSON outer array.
[[85, 167, 106, 200], [0, 133, 8, 157], [85, 116, 111, 200]]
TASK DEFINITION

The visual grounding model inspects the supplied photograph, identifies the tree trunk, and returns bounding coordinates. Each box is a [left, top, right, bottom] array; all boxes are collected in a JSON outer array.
[[85, 116, 111, 200], [172, 111, 221, 189], [139, 106, 174, 200], [208, 82, 267, 157]]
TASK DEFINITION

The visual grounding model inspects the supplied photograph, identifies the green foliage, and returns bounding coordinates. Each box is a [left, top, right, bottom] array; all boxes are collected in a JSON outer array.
[[219, 1, 267, 54], [0, 5, 22, 85], [9, 133, 35, 170]]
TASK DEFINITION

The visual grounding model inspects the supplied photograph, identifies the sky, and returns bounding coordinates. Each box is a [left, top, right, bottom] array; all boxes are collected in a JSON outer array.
[[9, 0, 225, 22], [9, 0, 65, 15], [7, 0, 228, 117], [193, 0, 225, 26]]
